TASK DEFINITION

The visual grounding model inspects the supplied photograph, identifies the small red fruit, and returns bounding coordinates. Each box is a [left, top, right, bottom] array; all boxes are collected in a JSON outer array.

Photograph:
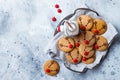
[[84, 40, 89, 44], [57, 9, 62, 13], [84, 52, 88, 56], [73, 58, 78, 63], [94, 44, 99, 49], [82, 57, 87, 61], [52, 17, 56, 21], [57, 26, 61, 32], [81, 25, 86, 30], [55, 4, 59, 8], [75, 42, 80, 47], [69, 44, 73, 48], [94, 29, 99, 34], [45, 68, 50, 73]]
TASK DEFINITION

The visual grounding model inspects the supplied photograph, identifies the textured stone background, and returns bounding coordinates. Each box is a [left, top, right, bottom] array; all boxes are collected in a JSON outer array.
[[0, 0, 120, 80]]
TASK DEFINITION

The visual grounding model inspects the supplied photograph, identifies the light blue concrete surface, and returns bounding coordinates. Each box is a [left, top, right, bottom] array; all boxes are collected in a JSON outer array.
[[0, 0, 119, 80]]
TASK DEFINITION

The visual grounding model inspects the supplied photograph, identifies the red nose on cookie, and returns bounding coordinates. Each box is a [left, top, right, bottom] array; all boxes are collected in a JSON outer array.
[[94, 44, 99, 49], [57, 26, 61, 32], [68, 44, 73, 48], [84, 40, 89, 44], [94, 29, 99, 34], [45, 68, 50, 73], [73, 58, 78, 63], [81, 25, 86, 30], [75, 42, 80, 47], [82, 57, 87, 61], [84, 51, 88, 56]]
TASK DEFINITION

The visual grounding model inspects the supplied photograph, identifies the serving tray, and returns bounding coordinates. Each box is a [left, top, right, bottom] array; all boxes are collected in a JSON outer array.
[[54, 8, 117, 73]]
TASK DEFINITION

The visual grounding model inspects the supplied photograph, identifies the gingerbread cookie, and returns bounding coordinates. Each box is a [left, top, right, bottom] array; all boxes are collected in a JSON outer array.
[[73, 34, 81, 48], [91, 18, 107, 35], [94, 36, 108, 51], [58, 37, 75, 52], [77, 15, 93, 31], [79, 31, 96, 46], [79, 44, 95, 58], [82, 55, 96, 64], [44, 60, 60, 76], [65, 48, 82, 64]]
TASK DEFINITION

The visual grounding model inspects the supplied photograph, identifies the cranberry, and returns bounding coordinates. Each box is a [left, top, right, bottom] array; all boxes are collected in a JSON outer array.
[[94, 44, 99, 49], [84, 40, 89, 44], [73, 58, 78, 63], [69, 44, 73, 48], [57, 9, 62, 13], [75, 42, 80, 47], [55, 4, 59, 8], [45, 68, 50, 73], [82, 57, 87, 61], [81, 25, 86, 30], [84, 52, 88, 56], [52, 17, 56, 21]]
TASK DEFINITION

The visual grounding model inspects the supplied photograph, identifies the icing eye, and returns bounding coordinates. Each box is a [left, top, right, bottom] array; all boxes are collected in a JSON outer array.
[[73, 58, 78, 63], [45, 68, 51, 73], [84, 40, 89, 44], [102, 25, 106, 28]]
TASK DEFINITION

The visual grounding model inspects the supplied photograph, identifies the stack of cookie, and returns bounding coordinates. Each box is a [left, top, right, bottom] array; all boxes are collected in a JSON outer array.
[[58, 15, 108, 64]]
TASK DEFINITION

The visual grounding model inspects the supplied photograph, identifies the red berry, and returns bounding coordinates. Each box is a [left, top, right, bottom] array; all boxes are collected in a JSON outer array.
[[55, 4, 59, 8], [84, 40, 89, 44], [73, 58, 78, 63], [75, 42, 80, 47], [94, 29, 99, 34], [57, 26, 61, 32], [81, 25, 86, 30], [84, 51, 88, 56], [69, 44, 73, 48], [57, 9, 62, 13], [45, 68, 50, 73], [94, 44, 99, 49], [52, 17, 56, 21], [82, 57, 87, 61]]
